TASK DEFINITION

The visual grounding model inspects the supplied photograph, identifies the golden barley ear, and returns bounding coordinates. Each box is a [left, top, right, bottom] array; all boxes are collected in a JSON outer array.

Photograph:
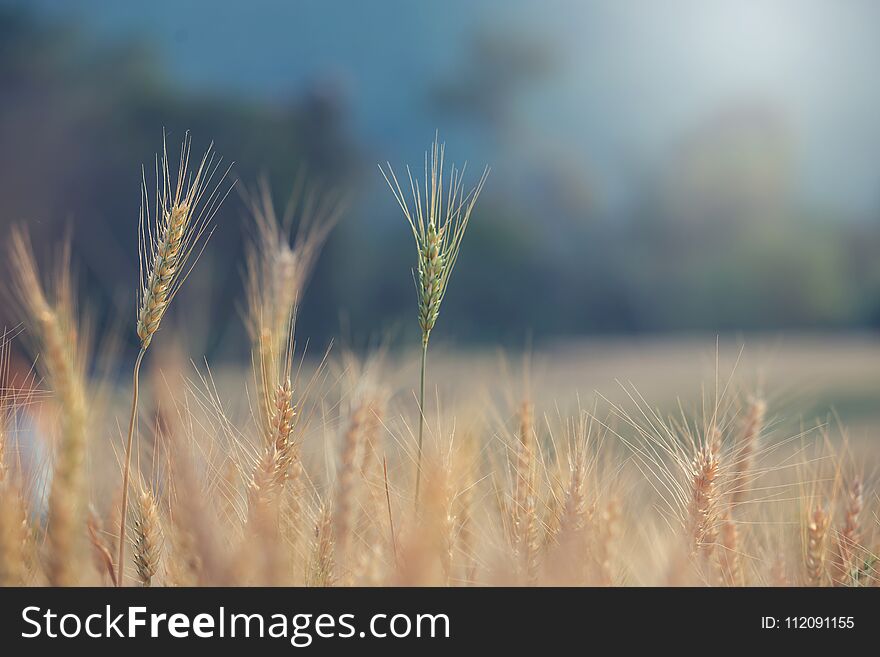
[[242, 175, 344, 380], [6, 227, 90, 586], [132, 486, 162, 587], [806, 504, 829, 586], [0, 339, 30, 586], [511, 400, 539, 583], [688, 429, 720, 557], [137, 132, 233, 350], [119, 132, 233, 587], [730, 396, 765, 509], [308, 501, 335, 587], [831, 477, 863, 585]]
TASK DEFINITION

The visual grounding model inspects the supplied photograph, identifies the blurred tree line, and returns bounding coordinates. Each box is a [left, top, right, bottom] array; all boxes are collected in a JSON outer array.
[[1, 7, 878, 361]]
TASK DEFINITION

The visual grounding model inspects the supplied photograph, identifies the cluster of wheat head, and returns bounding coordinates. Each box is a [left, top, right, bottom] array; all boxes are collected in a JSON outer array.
[[0, 134, 877, 587]]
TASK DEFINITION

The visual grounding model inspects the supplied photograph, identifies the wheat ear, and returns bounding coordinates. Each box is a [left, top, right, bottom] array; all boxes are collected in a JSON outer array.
[[0, 336, 28, 586], [8, 229, 88, 585], [831, 478, 862, 585], [334, 402, 370, 568], [0, 478, 28, 586], [806, 504, 829, 586], [688, 432, 720, 556], [133, 488, 162, 587], [309, 501, 335, 587], [718, 512, 743, 586], [242, 176, 342, 429], [512, 400, 539, 582], [730, 396, 765, 509]]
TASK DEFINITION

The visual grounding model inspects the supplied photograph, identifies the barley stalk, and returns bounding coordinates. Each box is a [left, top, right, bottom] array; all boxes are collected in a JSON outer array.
[[242, 177, 342, 432], [118, 133, 230, 586], [8, 229, 88, 586], [380, 136, 488, 506], [87, 511, 118, 587]]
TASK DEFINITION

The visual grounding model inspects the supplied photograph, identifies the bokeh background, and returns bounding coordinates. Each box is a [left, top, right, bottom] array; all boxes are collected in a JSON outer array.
[[1, 1, 879, 430]]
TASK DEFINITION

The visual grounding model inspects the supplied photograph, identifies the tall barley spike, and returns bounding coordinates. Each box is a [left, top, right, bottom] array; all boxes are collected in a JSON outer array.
[[268, 380, 297, 490], [334, 402, 370, 567], [8, 230, 88, 586], [133, 488, 162, 587], [831, 478, 862, 585], [730, 396, 765, 509], [380, 136, 488, 505], [0, 480, 28, 586], [719, 512, 743, 586], [309, 502, 335, 587], [242, 176, 342, 431], [0, 335, 27, 586], [688, 432, 720, 556], [512, 400, 539, 581], [119, 133, 231, 586]]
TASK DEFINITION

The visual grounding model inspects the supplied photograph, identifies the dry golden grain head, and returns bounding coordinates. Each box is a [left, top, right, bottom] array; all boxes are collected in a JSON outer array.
[[133, 488, 162, 587], [269, 381, 296, 449], [689, 439, 720, 554], [831, 477, 864, 585], [806, 504, 829, 586], [511, 400, 538, 573], [242, 175, 343, 360], [137, 132, 232, 350], [248, 443, 283, 526], [333, 401, 371, 565], [0, 487, 28, 586], [718, 512, 743, 586], [308, 501, 335, 587], [6, 226, 89, 586], [731, 396, 766, 507]]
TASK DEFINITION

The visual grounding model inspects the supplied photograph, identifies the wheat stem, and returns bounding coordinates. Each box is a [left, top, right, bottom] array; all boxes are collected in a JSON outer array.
[[415, 338, 428, 508], [117, 347, 145, 586]]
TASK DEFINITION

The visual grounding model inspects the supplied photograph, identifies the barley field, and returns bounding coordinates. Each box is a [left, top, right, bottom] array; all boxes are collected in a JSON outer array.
[[0, 134, 877, 589]]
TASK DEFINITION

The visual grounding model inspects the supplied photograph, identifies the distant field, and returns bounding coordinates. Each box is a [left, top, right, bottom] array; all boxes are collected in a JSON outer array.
[[372, 333, 880, 439]]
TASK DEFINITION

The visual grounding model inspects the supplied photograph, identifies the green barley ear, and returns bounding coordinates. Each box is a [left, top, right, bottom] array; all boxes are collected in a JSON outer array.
[[381, 137, 488, 346], [379, 135, 488, 506]]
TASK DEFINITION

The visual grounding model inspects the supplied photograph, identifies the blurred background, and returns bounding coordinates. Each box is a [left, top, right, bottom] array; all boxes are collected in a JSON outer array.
[[1, 1, 878, 428]]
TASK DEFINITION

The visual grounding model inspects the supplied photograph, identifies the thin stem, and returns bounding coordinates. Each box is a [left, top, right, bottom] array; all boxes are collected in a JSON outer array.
[[383, 455, 397, 565], [117, 347, 146, 587], [415, 337, 428, 508]]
